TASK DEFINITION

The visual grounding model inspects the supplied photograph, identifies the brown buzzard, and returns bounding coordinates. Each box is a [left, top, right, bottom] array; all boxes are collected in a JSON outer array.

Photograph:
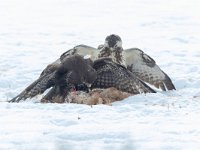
[[10, 55, 97, 102], [42, 58, 156, 103]]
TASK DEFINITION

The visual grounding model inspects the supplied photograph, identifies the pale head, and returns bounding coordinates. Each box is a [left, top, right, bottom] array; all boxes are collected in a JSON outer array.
[[104, 34, 122, 51]]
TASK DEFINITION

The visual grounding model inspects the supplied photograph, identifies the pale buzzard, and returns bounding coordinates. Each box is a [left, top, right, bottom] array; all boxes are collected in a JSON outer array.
[[98, 34, 176, 91]]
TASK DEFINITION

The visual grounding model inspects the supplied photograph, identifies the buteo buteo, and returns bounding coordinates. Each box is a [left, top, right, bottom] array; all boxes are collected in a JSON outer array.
[[98, 34, 176, 91], [10, 55, 97, 102]]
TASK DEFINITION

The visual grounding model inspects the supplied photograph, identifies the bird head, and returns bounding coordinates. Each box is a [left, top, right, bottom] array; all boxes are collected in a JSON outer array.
[[104, 34, 122, 52], [56, 54, 97, 89]]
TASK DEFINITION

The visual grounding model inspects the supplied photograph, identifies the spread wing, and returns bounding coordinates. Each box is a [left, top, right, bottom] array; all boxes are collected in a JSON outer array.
[[60, 44, 98, 62], [10, 57, 62, 102], [41, 44, 98, 77], [124, 48, 176, 91], [9, 71, 58, 102], [10, 45, 98, 102], [91, 58, 156, 94]]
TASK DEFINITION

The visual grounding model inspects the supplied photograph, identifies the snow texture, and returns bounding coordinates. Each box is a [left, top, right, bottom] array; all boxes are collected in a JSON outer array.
[[0, 0, 200, 149]]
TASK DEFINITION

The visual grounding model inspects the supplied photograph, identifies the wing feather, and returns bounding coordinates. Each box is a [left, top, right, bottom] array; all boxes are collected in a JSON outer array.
[[91, 58, 156, 94], [10, 45, 98, 102], [124, 48, 176, 91], [9, 71, 57, 102]]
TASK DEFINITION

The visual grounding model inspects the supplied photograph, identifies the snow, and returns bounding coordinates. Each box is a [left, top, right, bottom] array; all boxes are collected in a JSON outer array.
[[0, 0, 200, 149]]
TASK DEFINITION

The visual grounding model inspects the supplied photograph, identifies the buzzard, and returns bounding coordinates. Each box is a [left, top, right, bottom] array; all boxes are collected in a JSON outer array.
[[9, 44, 99, 103], [42, 58, 156, 103], [98, 34, 176, 91], [10, 55, 97, 102]]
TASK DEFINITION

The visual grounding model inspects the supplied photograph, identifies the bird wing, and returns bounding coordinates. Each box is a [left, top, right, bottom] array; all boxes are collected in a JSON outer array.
[[41, 44, 98, 77], [10, 54, 97, 103], [124, 48, 176, 91], [9, 71, 57, 102], [60, 44, 98, 62], [91, 58, 156, 94], [10, 45, 98, 102]]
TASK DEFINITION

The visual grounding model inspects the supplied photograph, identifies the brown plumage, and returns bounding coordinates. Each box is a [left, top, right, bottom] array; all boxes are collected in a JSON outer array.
[[9, 55, 97, 102], [41, 58, 155, 103], [10, 34, 175, 104]]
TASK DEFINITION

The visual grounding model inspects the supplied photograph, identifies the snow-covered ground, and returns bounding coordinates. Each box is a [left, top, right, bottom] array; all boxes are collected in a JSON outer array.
[[0, 0, 200, 149]]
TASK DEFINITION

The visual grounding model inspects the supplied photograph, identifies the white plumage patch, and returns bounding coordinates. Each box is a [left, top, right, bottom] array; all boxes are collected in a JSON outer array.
[[74, 45, 98, 61], [84, 55, 91, 59]]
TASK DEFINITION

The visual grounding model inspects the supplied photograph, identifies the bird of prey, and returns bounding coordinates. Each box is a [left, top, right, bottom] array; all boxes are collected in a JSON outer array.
[[9, 44, 99, 103], [9, 54, 97, 102], [43, 58, 156, 103], [97, 34, 176, 91]]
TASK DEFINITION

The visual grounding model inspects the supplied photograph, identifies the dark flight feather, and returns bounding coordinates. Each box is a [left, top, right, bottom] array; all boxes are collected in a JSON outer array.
[[91, 58, 156, 94], [10, 55, 97, 102]]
